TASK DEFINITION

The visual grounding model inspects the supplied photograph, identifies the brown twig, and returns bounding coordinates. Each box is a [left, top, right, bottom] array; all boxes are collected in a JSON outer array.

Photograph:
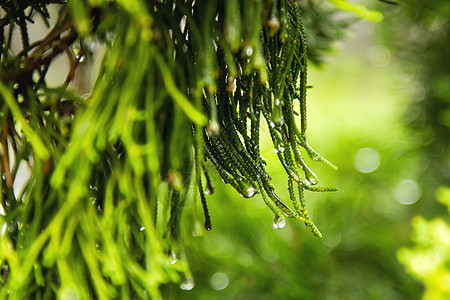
[[28, 15, 73, 58], [1, 117, 13, 188], [0, 29, 78, 82], [63, 45, 84, 86], [0, 13, 78, 82]]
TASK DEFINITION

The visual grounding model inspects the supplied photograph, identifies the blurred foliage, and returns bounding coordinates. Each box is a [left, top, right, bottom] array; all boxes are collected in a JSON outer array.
[[376, 2, 450, 298], [378, 0, 450, 212], [0, 0, 351, 299], [328, 0, 383, 22], [398, 187, 450, 300]]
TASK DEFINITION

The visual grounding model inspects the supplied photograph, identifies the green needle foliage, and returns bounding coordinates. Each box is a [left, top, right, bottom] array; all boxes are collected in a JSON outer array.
[[0, 0, 348, 298]]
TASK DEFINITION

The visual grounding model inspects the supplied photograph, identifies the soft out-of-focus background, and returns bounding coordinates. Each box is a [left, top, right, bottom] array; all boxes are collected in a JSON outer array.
[[165, 2, 450, 299]]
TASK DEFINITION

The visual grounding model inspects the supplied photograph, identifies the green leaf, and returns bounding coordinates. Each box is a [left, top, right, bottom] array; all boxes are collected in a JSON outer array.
[[327, 0, 383, 22], [0, 82, 50, 160]]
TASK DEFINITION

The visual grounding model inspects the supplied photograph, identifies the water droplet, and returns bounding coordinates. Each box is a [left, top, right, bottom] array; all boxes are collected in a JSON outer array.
[[180, 277, 195, 290], [273, 144, 285, 154], [238, 181, 257, 198], [271, 95, 284, 126], [139, 226, 145, 231], [105, 31, 115, 43], [207, 122, 220, 136], [273, 139, 286, 152], [204, 219, 212, 231], [192, 221, 204, 237], [239, 186, 256, 198], [204, 184, 214, 195], [227, 77, 236, 93], [269, 121, 276, 128], [180, 15, 187, 33], [305, 177, 317, 186], [268, 16, 280, 35], [1, 223, 7, 236], [313, 156, 319, 162], [273, 215, 286, 229], [168, 171, 183, 190], [32, 70, 40, 83], [85, 39, 99, 52], [245, 46, 253, 57], [244, 187, 256, 198], [260, 156, 267, 166], [81, 93, 91, 99], [168, 250, 178, 264]]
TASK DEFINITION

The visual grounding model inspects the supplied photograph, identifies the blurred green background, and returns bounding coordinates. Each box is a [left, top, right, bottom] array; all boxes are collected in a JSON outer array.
[[163, 2, 450, 299]]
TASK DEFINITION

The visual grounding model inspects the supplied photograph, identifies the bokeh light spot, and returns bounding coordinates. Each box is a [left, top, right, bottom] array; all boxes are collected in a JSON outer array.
[[238, 252, 253, 267], [393, 180, 422, 205], [369, 45, 391, 66], [210, 272, 229, 290], [354, 148, 381, 173], [324, 233, 342, 248]]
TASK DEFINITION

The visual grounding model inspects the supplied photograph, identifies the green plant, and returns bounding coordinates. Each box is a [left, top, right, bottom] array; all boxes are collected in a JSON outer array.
[[0, 0, 374, 298], [398, 187, 450, 300]]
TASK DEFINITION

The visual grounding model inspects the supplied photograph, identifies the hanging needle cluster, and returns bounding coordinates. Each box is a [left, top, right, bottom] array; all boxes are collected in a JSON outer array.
[[200, 0, 338, 237], [0, 0, 343, 298]]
